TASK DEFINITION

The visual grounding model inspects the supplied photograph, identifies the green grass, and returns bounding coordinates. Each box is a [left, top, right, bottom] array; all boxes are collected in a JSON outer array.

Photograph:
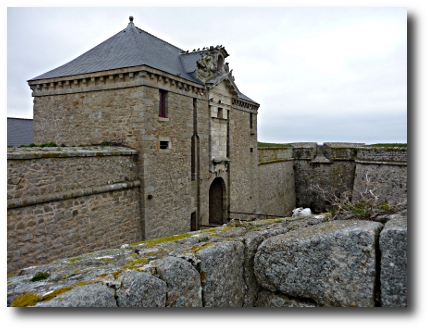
[[257, 142, 293, 148], [19, 142, 57, 148], [365, 143, 407, 148]]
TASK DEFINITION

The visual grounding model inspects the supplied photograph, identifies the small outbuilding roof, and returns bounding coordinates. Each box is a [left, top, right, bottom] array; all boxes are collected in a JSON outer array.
[[7, 118, 33, 147]]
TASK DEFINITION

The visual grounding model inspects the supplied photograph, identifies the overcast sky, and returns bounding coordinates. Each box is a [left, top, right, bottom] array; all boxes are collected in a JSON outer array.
[[7, 7, 406, 145]]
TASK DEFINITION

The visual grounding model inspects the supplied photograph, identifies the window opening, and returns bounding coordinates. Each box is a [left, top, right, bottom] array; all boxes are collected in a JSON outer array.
[[160, 140, 169, 149], [217, 55, 224, 70], [159, 90, 168, 118]]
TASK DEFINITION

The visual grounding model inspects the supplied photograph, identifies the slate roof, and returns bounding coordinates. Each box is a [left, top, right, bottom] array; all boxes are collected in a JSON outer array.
[[7, 118, 33, 147], [29, 17, 202, 85], [29, 16, 258, 105]]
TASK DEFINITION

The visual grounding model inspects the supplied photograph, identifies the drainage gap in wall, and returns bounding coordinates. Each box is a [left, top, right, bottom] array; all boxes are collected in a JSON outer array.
[[374, 233, 382, 307]]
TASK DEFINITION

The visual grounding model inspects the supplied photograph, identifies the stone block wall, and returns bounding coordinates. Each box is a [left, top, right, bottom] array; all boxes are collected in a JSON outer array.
[[139, 88, 197, 238], [31, 67, 208, 240], [7, 210, 407, 307], [293, 143, 359, 213], [257, 147, 296, 217], [292, 143, 406, 213], [229, 105, 259, 216], [7, 147, 142, 274], [353, 146, 407, 205]]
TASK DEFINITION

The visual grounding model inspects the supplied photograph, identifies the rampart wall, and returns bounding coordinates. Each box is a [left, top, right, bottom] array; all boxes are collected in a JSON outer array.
[[7, 210, 407, 307], [7, 147, 142, 274], [257, 148, 296, 217], [7, 144, 407, 274], [259, 143, 407, 213], [353, 147, 407, 204]]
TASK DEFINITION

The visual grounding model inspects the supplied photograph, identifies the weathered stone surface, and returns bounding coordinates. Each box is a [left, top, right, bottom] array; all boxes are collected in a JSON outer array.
[[36, 283, 117, 307], [196, 241, 245, 307], [116, 270, 166, 307], [380, 211, 407, 307], [7, 147, 141, 275], [255, 290, 316, 307], [156, 256, 202, 307], [254, 220, 383, 307], [242, 231, 264, 307], [7, 213, 407, 308]]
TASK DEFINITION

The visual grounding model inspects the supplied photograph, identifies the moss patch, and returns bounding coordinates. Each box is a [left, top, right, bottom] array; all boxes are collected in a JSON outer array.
[[30, 272, 50, 282], [68, 257, 82, 263]]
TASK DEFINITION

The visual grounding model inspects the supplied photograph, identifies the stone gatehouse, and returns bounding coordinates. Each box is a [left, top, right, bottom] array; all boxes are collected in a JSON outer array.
[[28, 16, 260, 240]]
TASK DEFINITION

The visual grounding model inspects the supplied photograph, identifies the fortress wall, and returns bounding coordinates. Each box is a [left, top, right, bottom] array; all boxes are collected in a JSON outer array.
[[7, 147, 142, 274], [353, 147, 407, 204], [257, 147, 296, 217], [292, 143, 359, 213]]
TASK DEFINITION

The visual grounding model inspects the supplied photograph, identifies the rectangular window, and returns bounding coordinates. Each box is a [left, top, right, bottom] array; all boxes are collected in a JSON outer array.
[[217, 108, 223, 119], [159, 90, 168, 118], [250, 113, 253, 129], [160, 140, 169, 149]]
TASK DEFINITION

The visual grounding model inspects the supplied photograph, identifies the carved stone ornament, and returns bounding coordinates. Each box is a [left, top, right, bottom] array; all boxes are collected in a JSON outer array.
[[197, 54, 217, 81]]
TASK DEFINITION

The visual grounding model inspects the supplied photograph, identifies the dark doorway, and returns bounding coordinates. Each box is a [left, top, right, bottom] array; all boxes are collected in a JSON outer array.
[[190, 212, 197, 231], [209, 177, 225, 226]]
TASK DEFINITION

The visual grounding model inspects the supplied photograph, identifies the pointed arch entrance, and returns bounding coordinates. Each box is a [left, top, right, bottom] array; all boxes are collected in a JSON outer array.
[[209, 177, 226, 226]]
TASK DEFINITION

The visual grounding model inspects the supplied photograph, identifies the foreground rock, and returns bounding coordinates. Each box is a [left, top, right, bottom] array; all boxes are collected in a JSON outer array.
[[255, 290, 317, 307], [379, 211, 407, 307], [7, 212, 407, 307], [254, 220, 383, 307], [156, 256, 202, 307]]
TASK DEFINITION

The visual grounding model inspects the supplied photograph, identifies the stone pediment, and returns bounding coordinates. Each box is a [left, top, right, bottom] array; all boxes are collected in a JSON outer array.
[[206, 72, 240, 97]]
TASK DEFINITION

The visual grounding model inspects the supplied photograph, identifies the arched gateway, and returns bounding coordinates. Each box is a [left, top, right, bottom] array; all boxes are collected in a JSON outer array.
[[209, 177, 226, 226]]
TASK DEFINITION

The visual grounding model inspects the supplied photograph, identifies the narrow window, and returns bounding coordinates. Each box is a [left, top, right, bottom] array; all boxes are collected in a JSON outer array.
[[191, 212, 197, 231], [160, 140, 169, 149], [250, 148, 253, 153], [217, 107, 223, 119], [191, 136, 196, 180], [193, 98, 197, 134], [250, 113, 253, 129], [159, 90, 168, 118], [217, 55, 224, 70]]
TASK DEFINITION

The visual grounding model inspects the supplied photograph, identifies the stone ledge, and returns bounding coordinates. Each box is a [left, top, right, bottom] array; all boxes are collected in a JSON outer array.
[[258, 159, 294, 165], [7, 180, 141, 209], [7, 146, 138, 160]]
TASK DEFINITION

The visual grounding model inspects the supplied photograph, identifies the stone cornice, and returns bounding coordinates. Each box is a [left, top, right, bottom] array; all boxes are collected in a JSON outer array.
[[232, 98, 259, 112], [28, 65, 206, 98]]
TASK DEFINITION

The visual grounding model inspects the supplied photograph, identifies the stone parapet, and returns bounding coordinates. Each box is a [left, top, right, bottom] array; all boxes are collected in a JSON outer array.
[[7, 146, 139, 202], [322, 142, 364, 160], [291, 142, 317, 160], [7, 146, 142, 274], [7, 210, 407, 307], [356, 146, 407, 164], [258, 147, 293, 164]]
